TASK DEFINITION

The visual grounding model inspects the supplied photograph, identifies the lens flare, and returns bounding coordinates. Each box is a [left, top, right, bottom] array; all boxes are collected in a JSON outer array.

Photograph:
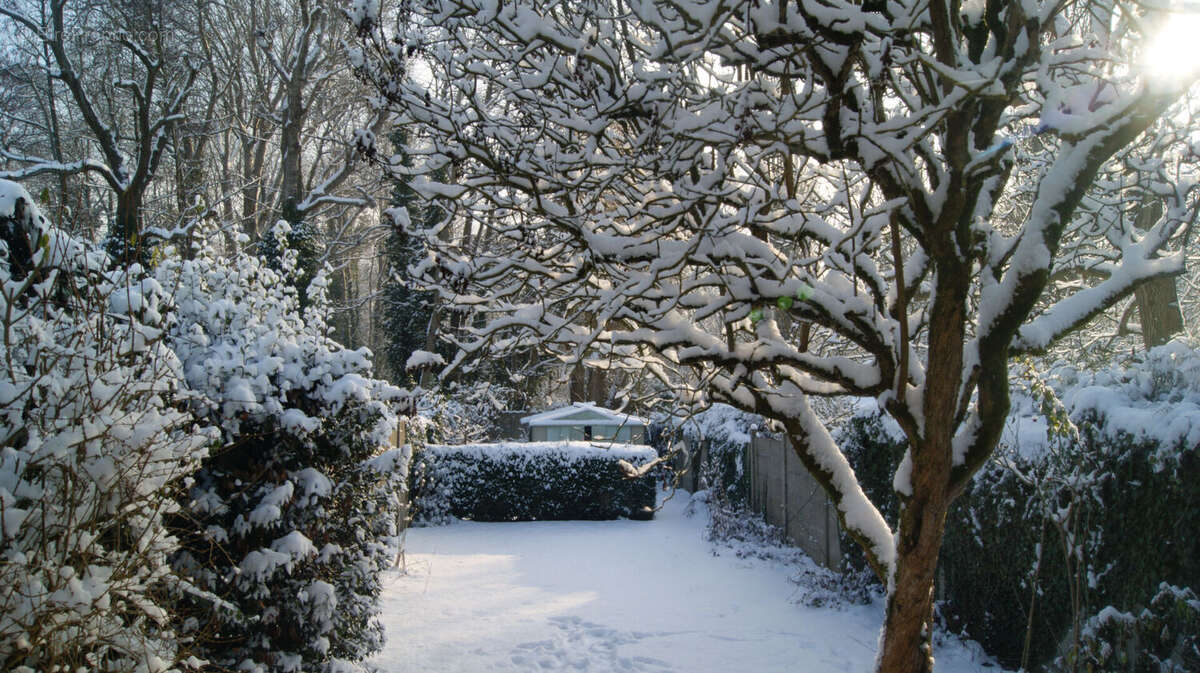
[[1143, 11, 1200, 84]]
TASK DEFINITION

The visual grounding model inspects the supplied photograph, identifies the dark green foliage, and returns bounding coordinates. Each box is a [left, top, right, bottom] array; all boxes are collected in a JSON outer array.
[[171, 408, 397, 672], [841, 409, 1200, 671], [836, 411, 905, 580], [411, 444, 657, 522], [1084, 424, 1200, 624], [674, 404, 763, 504], [707, 441, 751, 505], [256, 220, 321, 308], [159, 241, 404, 673], [1070, 584, 1200, 673], [940, 459, 1074, 668], [102, 228, 152, 269], [377, 130, 448, 383], [676, 437, 750, 505], [0, 195, 41, 279]]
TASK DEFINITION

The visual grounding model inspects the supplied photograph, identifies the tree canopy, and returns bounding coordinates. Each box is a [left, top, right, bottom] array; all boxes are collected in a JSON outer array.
[[352, 2, 1200, 670]]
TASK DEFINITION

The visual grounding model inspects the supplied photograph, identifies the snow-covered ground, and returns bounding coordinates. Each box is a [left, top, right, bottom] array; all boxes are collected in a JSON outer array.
[[371, 495, 1002, 673]]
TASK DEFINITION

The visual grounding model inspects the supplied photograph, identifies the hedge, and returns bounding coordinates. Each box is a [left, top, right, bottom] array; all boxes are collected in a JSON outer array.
[[410, 442, 658, 522], [841, 407, 1200, 671]]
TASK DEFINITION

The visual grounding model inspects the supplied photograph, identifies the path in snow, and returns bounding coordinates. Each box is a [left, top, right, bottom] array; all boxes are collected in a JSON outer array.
[[370, 495, 1001, 673]]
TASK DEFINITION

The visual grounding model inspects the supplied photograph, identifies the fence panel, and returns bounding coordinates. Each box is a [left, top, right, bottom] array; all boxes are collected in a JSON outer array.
[[669, 432, 842, 570], [749, 433, 841, 569]]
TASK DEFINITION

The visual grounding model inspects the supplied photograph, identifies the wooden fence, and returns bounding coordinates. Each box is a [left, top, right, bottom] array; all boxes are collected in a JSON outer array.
[[745, 432, 841, 569], [675, 432, 841, 569]]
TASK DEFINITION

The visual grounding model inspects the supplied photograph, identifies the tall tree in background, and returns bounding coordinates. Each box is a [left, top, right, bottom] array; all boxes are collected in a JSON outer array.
[[0, 0, 198, 265], [249, 0, 387, 309], [1, 0, 394, 338], [377, 129, 446, 384], [353, 2, 1200, 671]]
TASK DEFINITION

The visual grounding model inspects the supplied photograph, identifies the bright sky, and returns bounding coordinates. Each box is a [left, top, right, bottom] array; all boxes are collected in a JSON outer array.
[[1143, 5, 1200, 84]]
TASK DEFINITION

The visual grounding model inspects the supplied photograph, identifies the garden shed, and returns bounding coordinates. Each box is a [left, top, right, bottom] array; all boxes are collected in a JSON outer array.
[[520, 402, 647, 443]]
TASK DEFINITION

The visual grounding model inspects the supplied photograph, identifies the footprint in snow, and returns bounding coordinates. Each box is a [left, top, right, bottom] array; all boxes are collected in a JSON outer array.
[[505, 616, 676, 672]]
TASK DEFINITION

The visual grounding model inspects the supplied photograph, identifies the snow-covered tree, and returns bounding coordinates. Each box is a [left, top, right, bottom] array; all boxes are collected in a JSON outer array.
[[159, 225, 409, 673], [353, 2, 1200, 670], [376, 130, 444, 384], [0, 180, 212, 672], [0, 0, 199, 265]]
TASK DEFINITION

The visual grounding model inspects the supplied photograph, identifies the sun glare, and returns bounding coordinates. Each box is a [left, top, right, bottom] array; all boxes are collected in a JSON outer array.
[[1143, 11, 1200, 84]]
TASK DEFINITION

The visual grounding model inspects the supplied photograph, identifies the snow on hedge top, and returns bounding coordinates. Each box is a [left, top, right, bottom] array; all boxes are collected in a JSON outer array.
[[673, 403, 763, 447], [1055, 340, 1200, 454], [845, 340, 1200, 463], [427, 441, 657, 462]]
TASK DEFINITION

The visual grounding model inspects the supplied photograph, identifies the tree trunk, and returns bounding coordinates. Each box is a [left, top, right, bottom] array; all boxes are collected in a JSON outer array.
[[585, 368, 608, 407], [875, 241, 968, 673], [1134, 275, 1183, 349], [418, 308, 442, 389], [114, 185, 143, 266], [277, 0, 312, 228], [1132, 200, 1183, 349], [568, 364, 587, 403], [876, 472, 948, 673]]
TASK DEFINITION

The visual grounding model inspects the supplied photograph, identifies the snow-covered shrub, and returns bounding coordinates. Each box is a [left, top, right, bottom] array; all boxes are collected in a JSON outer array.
[[159, 224, 409, 673], [0, 180, 212, 672], [675, 404, 762, 504], [1068, 584, 1200, 673], [416, 382, 509, 445], [684, 490, 870, 608], [411, 442, 657, 522], [939, 450, 1078, 668]]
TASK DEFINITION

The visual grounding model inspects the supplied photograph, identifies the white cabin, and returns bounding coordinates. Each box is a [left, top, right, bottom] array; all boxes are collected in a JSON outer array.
[[520, 403, 648, 443]]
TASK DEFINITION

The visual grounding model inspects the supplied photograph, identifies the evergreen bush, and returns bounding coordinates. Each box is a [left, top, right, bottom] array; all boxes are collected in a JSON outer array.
[[1069, 583, 1200, 673], [673, 404, 763, 504], [839, 349, 1200, 671], [0, 180, 212, 672], [411, 442, 657, 522], [160, 224, 409, 673]]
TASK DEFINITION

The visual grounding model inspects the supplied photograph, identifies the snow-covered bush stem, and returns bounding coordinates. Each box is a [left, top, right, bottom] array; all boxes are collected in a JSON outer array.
[[160, 223, 410, 673], [0, 180, 213, 673]]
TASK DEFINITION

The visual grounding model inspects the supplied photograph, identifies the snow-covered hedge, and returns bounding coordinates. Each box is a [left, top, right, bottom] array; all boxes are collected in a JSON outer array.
[[673, 404, 762, 500], [841, 344, 1200, 670], [160, 225, 409, 673], [411, 442, 657, 522], [0, 181, 212, 673]]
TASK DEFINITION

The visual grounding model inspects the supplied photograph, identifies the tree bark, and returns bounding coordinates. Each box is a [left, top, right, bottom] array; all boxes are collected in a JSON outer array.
[[1134, 273, 1184, 349], [568, 364, 587, 403], [585, 368, 608, 407], [876, 462, 949, 673], [418, 307, 443, 389], [875, 233, 970, 673], [115, 185, 144, 264], [1132, 200, 1184, 349]]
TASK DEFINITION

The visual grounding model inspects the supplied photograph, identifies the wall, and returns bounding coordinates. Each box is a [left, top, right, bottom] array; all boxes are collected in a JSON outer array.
[[529, 424, 647, 443]]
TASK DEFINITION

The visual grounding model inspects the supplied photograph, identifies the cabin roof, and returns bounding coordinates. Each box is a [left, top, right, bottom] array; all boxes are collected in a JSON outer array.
[[519, 402, 647, 427]]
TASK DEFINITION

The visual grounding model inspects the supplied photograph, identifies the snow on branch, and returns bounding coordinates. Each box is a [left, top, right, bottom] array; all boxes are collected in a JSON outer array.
[[353, 0, 1199, 612]]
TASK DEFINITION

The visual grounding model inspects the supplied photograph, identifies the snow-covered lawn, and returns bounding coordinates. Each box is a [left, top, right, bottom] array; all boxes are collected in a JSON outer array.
[[371, 495, 1002, 673]]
